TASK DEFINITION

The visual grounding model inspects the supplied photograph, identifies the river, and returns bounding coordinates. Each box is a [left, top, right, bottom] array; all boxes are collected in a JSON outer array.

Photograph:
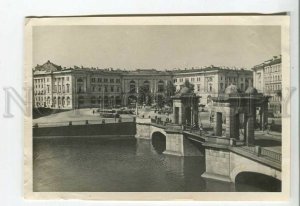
[[33, 137, 279, 192]]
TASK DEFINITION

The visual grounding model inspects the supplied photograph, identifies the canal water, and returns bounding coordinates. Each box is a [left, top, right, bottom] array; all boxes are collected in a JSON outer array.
[[33, 137, 279, 192]]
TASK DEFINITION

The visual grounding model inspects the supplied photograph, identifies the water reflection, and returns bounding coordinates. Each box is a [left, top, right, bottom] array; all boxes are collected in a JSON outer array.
[[33, 137, 277, 192]]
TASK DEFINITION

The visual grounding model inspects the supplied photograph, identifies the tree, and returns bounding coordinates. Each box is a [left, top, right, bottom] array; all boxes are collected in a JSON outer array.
[[137, 85, 153, 106], [165, 81, 176, 107], [157, 95, 165, 108]]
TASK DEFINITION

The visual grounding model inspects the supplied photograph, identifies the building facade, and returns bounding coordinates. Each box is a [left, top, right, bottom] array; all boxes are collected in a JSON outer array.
[[33, 61, 253, 109], [173, 66, 253, 105], [252, 55, 282, 114]]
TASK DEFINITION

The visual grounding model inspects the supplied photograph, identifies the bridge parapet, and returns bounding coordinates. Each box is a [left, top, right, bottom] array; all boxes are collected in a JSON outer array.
[[202, 139, 282, 183], [135, 117, 151, 139]]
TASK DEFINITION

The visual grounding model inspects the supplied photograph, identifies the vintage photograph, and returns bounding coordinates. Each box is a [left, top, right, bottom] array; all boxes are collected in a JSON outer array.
[[24, 16, 290, 200]]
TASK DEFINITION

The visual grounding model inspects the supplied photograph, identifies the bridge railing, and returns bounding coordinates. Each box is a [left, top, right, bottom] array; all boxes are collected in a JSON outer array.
[[33, 117, 135, 128], [260, 147, 282, 163], [240, 146, 281, 164], [150, 118, 169, 127]]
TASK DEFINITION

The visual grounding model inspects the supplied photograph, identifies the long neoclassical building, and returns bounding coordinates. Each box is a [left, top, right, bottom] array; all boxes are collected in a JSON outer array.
[[33, 61, 253, 109]]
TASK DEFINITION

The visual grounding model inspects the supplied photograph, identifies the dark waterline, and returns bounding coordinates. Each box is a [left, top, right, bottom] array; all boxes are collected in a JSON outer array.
[[33, 137, 279, 192]]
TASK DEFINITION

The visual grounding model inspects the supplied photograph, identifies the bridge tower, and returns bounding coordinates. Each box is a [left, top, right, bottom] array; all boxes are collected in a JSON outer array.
[[171, 86, 200, 126], [163, 86, 202, 156], [202, 84, 272, 182]]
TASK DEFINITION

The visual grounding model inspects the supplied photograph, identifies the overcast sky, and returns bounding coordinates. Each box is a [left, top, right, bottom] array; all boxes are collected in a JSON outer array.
[[33, 25, 281, 70]]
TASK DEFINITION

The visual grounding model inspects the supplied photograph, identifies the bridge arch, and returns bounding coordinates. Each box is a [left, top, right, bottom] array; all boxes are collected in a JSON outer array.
[[234, 171, 281, 192], [151, 131, 166, 154], [230, 165, 281, 183]]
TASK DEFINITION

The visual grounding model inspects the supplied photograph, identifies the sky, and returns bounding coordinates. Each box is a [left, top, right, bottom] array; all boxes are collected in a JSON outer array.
[[33, 25, 281, 70]]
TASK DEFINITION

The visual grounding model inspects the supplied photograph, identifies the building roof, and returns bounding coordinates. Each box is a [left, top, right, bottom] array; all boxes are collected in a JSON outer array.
[[33, 61, 252, 77], [172, 65, 252, 75], [34, 60, 62, 73], [252, 55, 281, 70]]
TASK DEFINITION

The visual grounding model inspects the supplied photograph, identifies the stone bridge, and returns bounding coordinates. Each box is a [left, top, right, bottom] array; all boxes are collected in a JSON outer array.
[[202, 143, 281, 183], [135, 117, 281, 183], [135, 117, 203, 156]]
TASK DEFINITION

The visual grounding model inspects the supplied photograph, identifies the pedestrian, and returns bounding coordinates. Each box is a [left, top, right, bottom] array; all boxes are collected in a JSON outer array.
[[199, 123, 203, 135], [265, 122, 271, 134]]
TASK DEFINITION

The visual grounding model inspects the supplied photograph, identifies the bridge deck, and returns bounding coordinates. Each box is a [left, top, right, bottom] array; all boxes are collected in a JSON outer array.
[[149, 121, 281, 170]]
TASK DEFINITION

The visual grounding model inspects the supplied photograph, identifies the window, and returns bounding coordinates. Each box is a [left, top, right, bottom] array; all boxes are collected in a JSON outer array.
[[98, 86, 102, 92], [220, 83, 223, 90], [91, 78, 95, 83], [98, 78, 102, 83], [197, 84, 201, 91], [91, 96, 96, 104], [58, 85, 61, 93], [116, 79, 120, 83], [158, 80, 164, 92], [240, 83, 244, 91], [92, 86, 95, 92], [144, 80, 150, 91], [129, 80, 136, 93], [78, 96, 84, 104], [66, 84, 70, 93], [110, 79, 114, 83], [117, 87, 120, 92], [66, 77, 69, 81], [105, 86, 108, 92], [54, 85, 57, 92], [209, 84, 212, 92], [111, 86, 114, 92], [62, 85, 65, 93]]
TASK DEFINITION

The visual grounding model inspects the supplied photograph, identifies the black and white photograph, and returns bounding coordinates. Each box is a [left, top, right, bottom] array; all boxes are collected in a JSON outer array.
[[24, 16, 291, 200]]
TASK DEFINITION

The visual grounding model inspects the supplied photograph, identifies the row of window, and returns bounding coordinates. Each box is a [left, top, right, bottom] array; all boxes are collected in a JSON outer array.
[[174, 76, 251, 83], [91, 85, 121, 93], [54, 77, 70, 82], [77, 96, 122, 105], [265, 64, 281, 73], [77, 85, 121, 93], [270, 95, 281, 102], [53, 84, 70, 93], [264, 74, 282, 82], [188, 82, 247, 93], [34, 78, 45, 83], [34, 77, 71, 84], [35, 96, 71, 106], [265, 84, 281, 91], [90, 78, 121, 83]]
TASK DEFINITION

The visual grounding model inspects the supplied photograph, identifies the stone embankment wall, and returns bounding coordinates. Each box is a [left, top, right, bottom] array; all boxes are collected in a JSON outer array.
[[33, 122, 136, 137]]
